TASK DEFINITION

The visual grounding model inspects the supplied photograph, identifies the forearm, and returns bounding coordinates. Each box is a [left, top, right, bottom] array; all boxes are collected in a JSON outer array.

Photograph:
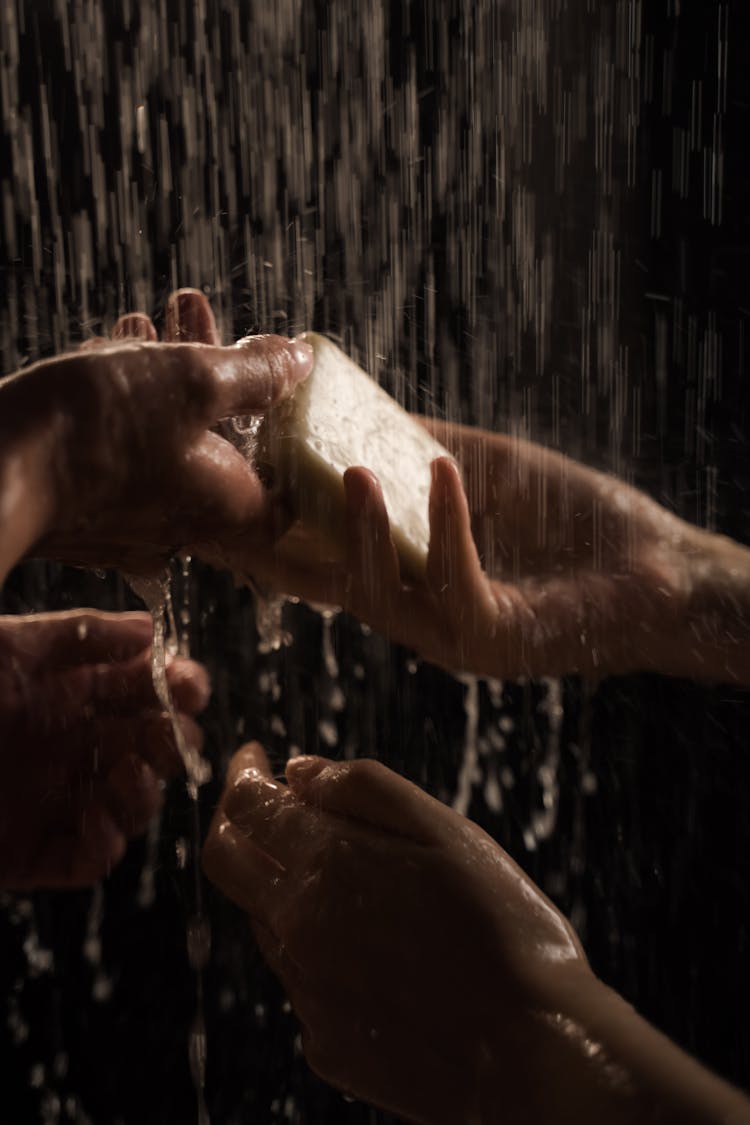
[[480, 970, 750, 1125], [682, 530, 750, 683]]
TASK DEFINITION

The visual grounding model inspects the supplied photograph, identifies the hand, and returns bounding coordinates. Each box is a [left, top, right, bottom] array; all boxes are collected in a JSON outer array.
[[204, 746, 750, 1125], [0, 609, 208, 890], [0, 289, 312, 578], [203, 744, 589, 1124], [247, 423, 750, 682]]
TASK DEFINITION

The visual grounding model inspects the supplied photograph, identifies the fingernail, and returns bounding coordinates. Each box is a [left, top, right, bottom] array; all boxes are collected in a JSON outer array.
[[287, 338, 314, 379], [344, 466, 381, 509], [431, 457, 458, 488], [286, 755, 327, 790]]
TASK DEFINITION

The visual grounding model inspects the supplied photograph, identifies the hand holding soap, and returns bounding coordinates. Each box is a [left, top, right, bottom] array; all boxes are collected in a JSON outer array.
[[257, 334, 454, 583]]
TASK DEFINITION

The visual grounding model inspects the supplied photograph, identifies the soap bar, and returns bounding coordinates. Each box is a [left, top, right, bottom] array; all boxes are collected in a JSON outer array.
[[257, 333, 454, 584]]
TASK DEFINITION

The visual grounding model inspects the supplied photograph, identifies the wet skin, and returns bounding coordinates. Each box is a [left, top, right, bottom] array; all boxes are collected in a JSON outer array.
[[0, 609, 208, 890], [204, 743, 750, 1125], [0, 289, 313, 580], [0, 289, 312, 889], [106, 292, 750, 686]]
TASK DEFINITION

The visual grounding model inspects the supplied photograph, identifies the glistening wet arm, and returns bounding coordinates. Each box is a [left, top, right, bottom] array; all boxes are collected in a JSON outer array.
[[475, 969, 750, 1125]]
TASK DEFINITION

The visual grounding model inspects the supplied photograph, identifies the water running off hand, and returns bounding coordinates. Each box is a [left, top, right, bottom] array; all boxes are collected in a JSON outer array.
[[126, 571, 211, 798], [126, 568, 211, 1125]]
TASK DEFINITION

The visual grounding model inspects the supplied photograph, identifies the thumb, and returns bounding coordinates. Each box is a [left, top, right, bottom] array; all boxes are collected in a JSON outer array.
[[285, 756, 450, 844], [226, 741, 274, 786]]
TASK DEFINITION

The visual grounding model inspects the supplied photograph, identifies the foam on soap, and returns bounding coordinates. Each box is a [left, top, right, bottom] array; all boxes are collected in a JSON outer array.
[[258, 333, 454, 583]]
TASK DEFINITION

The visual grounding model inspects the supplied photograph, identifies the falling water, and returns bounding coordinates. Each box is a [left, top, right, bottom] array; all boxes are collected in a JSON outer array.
[[127, 569, 211, 1123], [126, 572, 210, 797], [1, 0, 748, 1121]]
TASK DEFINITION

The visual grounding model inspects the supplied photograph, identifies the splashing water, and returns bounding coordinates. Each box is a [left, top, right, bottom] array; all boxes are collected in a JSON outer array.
[[453, 676, 480, 817]]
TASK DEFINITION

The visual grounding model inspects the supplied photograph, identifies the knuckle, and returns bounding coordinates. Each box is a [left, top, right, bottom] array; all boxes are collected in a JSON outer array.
[[243, 335, 291, 406], [345, 758, 388, 788], [162, 346, 217, 417]]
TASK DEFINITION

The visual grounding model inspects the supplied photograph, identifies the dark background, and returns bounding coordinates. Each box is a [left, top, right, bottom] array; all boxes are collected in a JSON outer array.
[[0, 1, 748, 1121]]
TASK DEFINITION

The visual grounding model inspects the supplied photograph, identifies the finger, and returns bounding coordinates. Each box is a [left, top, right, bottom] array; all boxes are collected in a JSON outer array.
[[202, 812, 288, 923], [60, 805, 127, 887], [226, 741, 273, 785], [240, 528, 349, 607], [165, 289, 221, 344], [221, 762, 312, 869], [90, 651, 211, 714], [427, 458, 498, 629], [199, 335, 313, 417], [32, 652, 209, 727], [112, 313, 158, 341], [32, 806, 127, 890], [63, 711, 204, 780], [103, 756, 164, 836], [344, 468, 402, 618], [174, 432, 275, 548], [75, 335, 312, 433], [10, 610, 153, 668], [164, 656, 211, 714], [285, 757, 447, 845], [421, 419, 614, 564]]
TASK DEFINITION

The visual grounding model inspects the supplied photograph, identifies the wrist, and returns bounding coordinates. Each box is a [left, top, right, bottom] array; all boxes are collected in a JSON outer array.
[[668, 527, 750, 684], [479, 968, 749, 1125]]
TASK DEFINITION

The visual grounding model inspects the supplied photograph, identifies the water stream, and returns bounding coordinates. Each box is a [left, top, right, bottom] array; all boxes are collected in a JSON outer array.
[[127, 569, 211, 1125]]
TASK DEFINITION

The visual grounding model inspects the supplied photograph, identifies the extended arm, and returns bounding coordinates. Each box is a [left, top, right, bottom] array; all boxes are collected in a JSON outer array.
[[244, 425, 750, 686]]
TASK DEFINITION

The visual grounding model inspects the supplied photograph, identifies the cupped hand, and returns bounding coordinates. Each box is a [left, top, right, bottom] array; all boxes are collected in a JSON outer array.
[[0, 609, 209, 890], [203, 743, 589, 1124], [248, 423, 714, 681], [1, 289, 312, 575]]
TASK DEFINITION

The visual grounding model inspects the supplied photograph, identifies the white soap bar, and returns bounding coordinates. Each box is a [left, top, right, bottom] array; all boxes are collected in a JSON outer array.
[[257, 333, 454, 584]]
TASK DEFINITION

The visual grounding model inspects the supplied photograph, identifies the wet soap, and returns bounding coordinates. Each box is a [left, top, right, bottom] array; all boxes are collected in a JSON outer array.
[[258, 333, 454, 584]]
